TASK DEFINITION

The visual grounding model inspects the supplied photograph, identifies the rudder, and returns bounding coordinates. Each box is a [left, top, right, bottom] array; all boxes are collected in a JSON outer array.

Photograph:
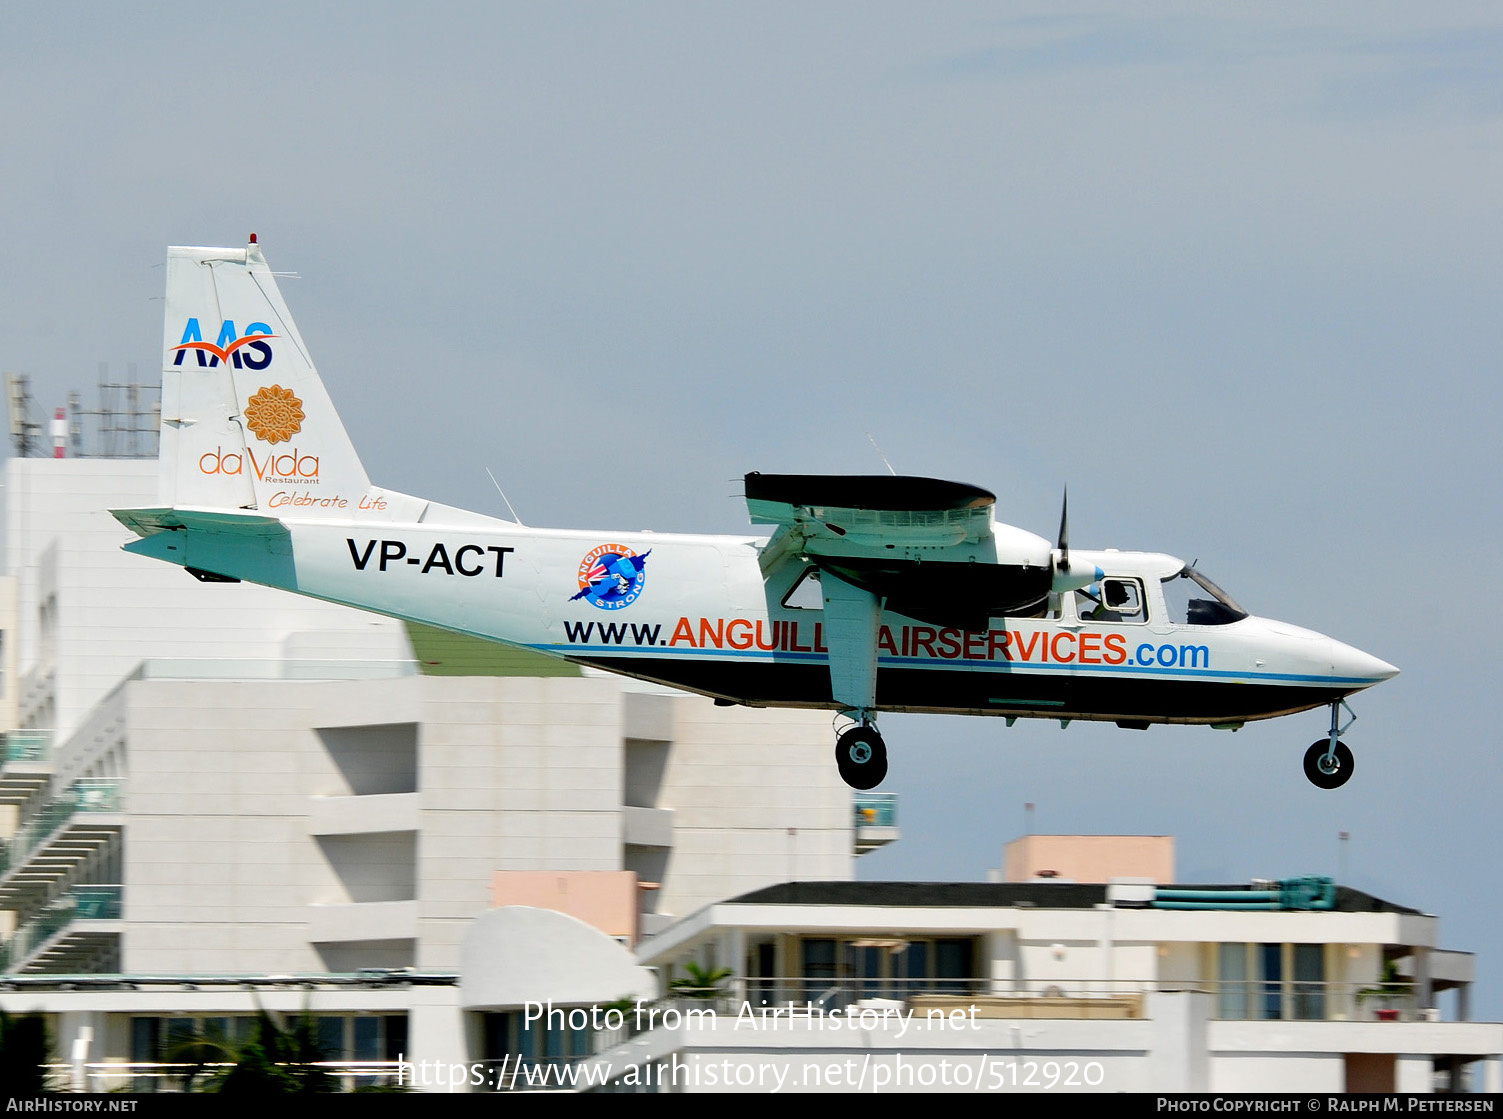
[[159, 239, 410, 519]]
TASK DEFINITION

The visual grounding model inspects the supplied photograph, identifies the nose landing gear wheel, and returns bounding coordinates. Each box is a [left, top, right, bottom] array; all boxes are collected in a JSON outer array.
[[836, 725, 888, 790], [1303, 740, 1353, 789]]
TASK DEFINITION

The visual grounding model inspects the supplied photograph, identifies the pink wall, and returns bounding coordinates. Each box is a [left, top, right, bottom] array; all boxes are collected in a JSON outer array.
[[492, 871, 641, 943], [1003, 835, 1175, 884]]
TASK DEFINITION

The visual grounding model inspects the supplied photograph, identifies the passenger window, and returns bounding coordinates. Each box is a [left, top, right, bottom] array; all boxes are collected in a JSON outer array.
[[1074, 578, 1146, 623], [782, 566, 823, 610]]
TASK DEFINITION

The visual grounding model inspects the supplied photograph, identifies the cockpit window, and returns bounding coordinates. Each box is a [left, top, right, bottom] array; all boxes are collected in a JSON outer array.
[[1161, 566, 1248, 626], [1074, 577, 1147, 624]]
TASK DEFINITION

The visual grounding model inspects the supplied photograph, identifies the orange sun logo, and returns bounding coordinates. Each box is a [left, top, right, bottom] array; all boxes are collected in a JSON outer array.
[[244, 385, 306, 444]]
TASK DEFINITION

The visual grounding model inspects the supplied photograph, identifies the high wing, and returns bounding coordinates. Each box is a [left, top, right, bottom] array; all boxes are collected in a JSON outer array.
[[746, 472, 1075, 631], [745, 472, 1102, 737]]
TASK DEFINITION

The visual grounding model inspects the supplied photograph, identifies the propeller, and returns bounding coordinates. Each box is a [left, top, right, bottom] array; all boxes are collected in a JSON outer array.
[[1057, 487, 1069, 568], [1050, 486, 1101, 594]]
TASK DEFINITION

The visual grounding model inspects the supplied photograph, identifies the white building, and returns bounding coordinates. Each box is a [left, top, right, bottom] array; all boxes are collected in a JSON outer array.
[[585, 845, 1502, 1094], [0, 455, 872, 1089], [1, 459, 413, 742]]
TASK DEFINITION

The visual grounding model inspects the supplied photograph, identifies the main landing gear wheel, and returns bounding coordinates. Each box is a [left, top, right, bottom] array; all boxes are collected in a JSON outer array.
[[836, 725, 888, 790], [1303, 740, 1354, 790]]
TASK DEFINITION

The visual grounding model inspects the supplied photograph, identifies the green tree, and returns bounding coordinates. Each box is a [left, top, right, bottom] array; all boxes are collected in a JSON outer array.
[[167, 1009, 338, 1095], [669, 962, 733, 999]]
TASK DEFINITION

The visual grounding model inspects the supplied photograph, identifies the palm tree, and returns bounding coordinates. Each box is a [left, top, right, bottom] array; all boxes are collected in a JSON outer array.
[[167, 1009, 338, 1095], [669, 961, 733, 1000]]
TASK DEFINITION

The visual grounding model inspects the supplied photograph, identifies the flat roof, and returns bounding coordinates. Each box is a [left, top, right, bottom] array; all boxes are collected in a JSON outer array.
[[725, 881, 1421, 915]]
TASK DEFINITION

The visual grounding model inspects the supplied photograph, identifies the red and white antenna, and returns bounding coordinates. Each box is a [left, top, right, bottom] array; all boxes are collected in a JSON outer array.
[[51, 407, 67, 458]]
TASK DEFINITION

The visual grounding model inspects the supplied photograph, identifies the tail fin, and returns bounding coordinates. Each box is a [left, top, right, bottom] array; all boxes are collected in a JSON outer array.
[[159, 239, 415, 519]]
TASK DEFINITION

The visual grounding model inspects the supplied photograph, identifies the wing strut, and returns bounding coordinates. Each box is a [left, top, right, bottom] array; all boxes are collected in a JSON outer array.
[[821, 573, 881, 720]]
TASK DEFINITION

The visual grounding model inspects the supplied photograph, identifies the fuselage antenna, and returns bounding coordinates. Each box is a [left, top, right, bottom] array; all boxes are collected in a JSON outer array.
[[865, 432, 898, 476], [485, 467, 525, 526]]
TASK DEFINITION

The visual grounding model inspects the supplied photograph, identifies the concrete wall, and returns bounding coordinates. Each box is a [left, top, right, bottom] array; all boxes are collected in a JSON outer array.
[[625, 692, 852, 925], [3, 459, 411, 740], [116, 673, 632, 974]]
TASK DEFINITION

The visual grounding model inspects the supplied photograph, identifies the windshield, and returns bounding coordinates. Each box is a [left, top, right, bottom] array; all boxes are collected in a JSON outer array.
[[1160, 566, 1248, 626]]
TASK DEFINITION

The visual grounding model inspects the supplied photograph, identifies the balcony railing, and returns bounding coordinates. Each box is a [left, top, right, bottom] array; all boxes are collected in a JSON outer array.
[[1213, 979, 1421, 1023], [73, 779, 123, 812], [0, 884, 122, 972], [628, 976, 1432, 1025], [853, 793, 898, 828], [0, 779, 123, 878], [2, 731, 52, 764]]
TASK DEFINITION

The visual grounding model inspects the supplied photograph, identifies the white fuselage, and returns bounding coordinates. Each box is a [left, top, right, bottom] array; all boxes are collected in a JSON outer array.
[[170, 513, 1396, 726]]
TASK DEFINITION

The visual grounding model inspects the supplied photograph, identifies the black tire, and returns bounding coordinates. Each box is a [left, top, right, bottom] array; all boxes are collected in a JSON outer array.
[[835, 726, 889, 790], [1303, 740, 1354, 789]]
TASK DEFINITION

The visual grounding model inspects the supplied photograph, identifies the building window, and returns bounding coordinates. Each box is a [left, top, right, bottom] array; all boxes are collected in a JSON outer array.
[[935, 939, 973, 993], [779, 936, 977, 1004], [1293, 944, 1326, 1020], [128, 1014, 406, 1091], [1258, 943, 1284, 1020], [801, 938, 837, 1002], [1217, 942, 1249, 1020], [1216, 943, 1326, 1021], [480, 1009, 593, 1091]]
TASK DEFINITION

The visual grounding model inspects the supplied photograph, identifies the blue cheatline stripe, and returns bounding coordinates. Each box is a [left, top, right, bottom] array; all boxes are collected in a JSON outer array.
[[530, 644, 1377, 688]]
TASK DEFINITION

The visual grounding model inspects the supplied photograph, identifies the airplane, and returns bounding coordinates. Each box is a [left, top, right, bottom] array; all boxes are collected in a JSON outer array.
[[112, 238, 1399, 791]]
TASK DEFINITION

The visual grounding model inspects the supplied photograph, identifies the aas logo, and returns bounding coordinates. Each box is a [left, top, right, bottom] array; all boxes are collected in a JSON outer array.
[[172, 319, 276, 369]]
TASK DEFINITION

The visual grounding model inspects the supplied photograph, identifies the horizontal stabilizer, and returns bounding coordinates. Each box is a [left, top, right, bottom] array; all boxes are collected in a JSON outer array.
[[114, 506, 296, 589], [112, 506, 285, 539]]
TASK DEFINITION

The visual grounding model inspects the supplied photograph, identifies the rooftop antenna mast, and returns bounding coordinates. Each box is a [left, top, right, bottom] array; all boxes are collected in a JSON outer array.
[[67, 392, 82, 458], [4, 373, 43, 456], [80, 363, 161, 458]]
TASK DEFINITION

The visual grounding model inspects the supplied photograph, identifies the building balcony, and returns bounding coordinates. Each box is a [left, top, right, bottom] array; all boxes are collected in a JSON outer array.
[[853, 793, 899, 854], [585, 978, 1503, 1093], [623, 806, 675, 848], [2, 731, 51, 764], [0, 779, 123, 908], [307, 793, 420, 836], [307, 900, 420, 943], [0, 730, 53, 808], [0, 883, 121, 974], [716, 976, 1452, 1024]]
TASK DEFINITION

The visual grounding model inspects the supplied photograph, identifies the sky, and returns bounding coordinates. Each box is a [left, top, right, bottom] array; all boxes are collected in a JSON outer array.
[[2, 2, 1501, 1016]]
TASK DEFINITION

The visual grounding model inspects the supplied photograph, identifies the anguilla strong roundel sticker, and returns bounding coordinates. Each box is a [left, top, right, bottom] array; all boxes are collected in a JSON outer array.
[[571, 545, 650, 610]]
